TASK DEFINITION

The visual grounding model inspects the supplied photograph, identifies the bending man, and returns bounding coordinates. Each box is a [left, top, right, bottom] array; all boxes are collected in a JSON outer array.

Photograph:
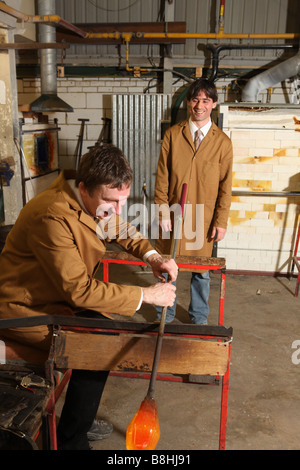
[[0, 144, 177, 449]]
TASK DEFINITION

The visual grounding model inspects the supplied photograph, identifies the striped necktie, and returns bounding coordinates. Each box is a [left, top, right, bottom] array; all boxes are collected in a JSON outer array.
[[194, 129, 203, 151]]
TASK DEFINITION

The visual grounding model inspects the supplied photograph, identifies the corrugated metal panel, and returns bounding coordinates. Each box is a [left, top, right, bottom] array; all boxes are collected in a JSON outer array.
[[221, 0, 294, 62], [54, 0, 300, 68], [112, 93, 171, 214], [55, 0, 162, 59]]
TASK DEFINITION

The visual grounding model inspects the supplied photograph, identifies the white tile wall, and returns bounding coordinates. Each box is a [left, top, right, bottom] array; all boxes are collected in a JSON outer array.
[[220, 104, 300, 274]]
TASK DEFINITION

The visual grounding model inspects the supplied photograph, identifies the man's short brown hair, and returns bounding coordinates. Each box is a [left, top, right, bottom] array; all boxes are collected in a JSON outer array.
[[76, 144, 133, 194], [187, 78, 218, 103]]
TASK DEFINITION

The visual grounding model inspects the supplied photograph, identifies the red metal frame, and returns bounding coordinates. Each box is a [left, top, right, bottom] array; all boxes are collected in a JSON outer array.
[[46, 390, 57, 450], [219, 342, 231, 450], [292, 221, 300, 297], [40, 369, 71, 450], [47, 369, 73, 450], [56, 323, 232, 451], [100, 257, 226, 325], [30, 368, 73, 450], [51, 257, 230, 450], [33, 258, 229, 450]]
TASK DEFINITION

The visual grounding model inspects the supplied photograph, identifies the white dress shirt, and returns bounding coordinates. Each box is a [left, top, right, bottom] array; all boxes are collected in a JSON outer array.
[[189, 117, 212, 142]]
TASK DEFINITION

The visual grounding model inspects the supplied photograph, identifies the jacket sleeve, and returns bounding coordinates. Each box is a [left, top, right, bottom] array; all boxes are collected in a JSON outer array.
[[27, 215, 142, 316], [154, 129, 172, 222], [213, 137, 233, 229], [100, 214, 157, 260]]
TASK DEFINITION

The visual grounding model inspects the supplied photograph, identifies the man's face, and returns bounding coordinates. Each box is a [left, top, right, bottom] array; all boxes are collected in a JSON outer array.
[[79, 182, 131, 220], [187, 90, 217, 127]]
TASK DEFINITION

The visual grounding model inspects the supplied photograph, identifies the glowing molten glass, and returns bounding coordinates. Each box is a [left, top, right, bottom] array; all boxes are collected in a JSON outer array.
[[126, 397, 160, 450]]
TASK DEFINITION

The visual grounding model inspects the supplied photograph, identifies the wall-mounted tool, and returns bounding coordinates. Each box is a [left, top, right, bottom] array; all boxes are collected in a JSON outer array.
[[88, 118, 112, 150], [74, 118, 89, 170]]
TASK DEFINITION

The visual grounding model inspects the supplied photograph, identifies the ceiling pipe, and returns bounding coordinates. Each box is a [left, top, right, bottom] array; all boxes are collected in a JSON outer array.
[[241, 48, 300, 102], [138, 32, 300, 41], [0, 1, 299, 42], [30, 0, 73, 113], [218, 0, 226, 35], [206, 43, 297, 82], [0, 1, 88, 38]]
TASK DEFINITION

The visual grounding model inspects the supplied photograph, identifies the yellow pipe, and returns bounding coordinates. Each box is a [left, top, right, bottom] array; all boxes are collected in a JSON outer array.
[[125, 40, 147, 73], [0, 1, 299, 42], [141, 32, 300, 40], [0, 2, 88, 38], [86, 32, 121, 40], [0, 1, 30, 21], [68, 31, 300, 40], [218, 0, 225, 34]]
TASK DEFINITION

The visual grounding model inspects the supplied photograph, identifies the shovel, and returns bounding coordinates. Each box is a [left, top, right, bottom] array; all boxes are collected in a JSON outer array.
[[126, 183, 187, 450]]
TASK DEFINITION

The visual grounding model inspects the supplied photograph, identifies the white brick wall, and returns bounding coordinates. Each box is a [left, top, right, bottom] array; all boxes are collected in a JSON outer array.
[[220, 105, 300, 274], [17, 77, 151, 168]]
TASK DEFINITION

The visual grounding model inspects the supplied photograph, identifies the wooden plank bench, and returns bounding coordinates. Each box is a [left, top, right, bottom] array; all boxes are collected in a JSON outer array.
[[52, 318, 232, 450], [0, 315, 232, 450], [54, 322, 230, 376]]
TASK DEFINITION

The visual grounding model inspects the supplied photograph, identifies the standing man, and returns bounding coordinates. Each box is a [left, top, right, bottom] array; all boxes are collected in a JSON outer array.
[[154, 78, 233, 325], [0, 144, 177, 449]]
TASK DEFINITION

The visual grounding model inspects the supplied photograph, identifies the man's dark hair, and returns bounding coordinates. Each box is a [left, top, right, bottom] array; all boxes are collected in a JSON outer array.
[[187, 78, 218, 103], [75, 144, 133, 194]]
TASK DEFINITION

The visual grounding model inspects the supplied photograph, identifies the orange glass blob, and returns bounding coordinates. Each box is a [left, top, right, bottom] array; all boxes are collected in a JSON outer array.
[[126, 397, 160, 450]]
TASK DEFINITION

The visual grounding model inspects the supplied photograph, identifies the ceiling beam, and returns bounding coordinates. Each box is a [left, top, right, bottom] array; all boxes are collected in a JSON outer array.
[[0, 42, 69, 50], [56, 22, 186, 45]]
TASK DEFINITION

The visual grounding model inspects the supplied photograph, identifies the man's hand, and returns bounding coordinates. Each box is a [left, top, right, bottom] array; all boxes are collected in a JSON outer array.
[[142, 283, 176, 307], [211, 226, 227, 242], [160, 219, 172, 232], [147, 253, 178, 282]]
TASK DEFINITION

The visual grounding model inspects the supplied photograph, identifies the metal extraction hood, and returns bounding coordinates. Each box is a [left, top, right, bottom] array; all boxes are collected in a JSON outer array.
[[31, 93, 73, 113], [30, 0, 73, 113]]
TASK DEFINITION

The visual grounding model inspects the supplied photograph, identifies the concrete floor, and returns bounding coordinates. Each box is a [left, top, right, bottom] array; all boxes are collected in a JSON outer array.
[[56, 262, 300, 451]]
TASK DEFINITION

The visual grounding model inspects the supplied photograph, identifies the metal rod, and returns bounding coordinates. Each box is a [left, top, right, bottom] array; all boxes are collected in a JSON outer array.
[[147, 183, 187, 399], [232, 191, 300, 197]]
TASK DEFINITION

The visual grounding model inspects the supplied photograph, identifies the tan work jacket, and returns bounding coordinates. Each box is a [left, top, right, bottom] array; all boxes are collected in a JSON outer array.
[[154, 120, 233, 260]]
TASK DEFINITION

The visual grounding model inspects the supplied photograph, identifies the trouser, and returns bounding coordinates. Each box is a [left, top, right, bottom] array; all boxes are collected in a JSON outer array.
[[156, 271, 210, 324], [57, 369, 109, 450], [57, 310, 111, 450]]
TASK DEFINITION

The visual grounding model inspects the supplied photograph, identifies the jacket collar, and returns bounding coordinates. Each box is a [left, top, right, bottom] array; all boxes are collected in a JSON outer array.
[[51, 170, 97, 231], [180, 119, 217, 152], [50, 170, 80, 209], [181, 120, 194, 150]]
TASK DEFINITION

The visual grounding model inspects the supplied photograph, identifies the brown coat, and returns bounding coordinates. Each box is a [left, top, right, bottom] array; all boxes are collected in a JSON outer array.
[[154, 120, 233, 259], [0, 170, 153, 348]]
